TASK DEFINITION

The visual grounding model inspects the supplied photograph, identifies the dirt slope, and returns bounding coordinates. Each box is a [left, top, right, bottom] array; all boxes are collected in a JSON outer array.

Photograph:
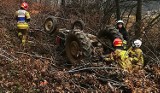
[[0, 27, 159, 92]]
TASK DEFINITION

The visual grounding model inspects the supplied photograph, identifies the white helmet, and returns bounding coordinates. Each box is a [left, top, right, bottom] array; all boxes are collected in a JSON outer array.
[[132, 39, 142, 47], [117, 20, 124, 24]]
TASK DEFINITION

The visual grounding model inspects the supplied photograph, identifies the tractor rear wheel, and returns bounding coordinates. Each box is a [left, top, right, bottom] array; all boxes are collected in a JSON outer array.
[[65, 30, 92, 65], [71, 20, 85, 30]]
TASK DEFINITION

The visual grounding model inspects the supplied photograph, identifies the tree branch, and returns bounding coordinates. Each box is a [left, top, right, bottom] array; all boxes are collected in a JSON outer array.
[[16, 52, 52, 61], [68, 66, 118, 73]]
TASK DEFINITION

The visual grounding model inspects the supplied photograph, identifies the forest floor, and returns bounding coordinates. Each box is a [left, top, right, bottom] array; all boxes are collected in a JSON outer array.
[[0, 26, 160, 93]]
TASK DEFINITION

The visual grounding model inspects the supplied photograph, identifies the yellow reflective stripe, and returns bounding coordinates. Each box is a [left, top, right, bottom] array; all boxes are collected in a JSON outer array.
[[22, 39, 25, 43], [17, 23, 29, 29], [17, 25, 29, 29], [133, 57, 139, 61], [141, 57, 144, 65], [25, 12, 30, 19], [22, 38, 26, 45], [18, 32, 22, 36]]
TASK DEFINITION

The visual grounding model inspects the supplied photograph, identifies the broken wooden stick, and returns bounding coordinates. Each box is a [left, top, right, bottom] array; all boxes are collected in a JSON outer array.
[[16, 52, 52, 61], [68, 66, 118, 73], [0, 54, 13, 62]]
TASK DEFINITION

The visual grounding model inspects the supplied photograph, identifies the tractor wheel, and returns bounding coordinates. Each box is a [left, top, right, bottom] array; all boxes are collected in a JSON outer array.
[[97, 26, 117, 53], [65, 30, 92, 65], [44, 16, 57, 34], [71, 20, 85, 30]]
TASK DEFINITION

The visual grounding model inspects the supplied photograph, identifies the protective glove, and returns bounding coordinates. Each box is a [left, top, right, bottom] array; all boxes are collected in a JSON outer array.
[[104, 57, 112, 61], [123, 40, 127, 44], [123, 40, 127, 50]]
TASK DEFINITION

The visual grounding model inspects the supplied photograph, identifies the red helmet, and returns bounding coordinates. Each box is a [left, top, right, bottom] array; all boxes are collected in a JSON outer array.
[[21, 2, 28, 10], [113, 38, 123, 47]]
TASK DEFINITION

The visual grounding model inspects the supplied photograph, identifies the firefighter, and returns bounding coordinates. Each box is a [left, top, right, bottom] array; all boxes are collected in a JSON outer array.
[[15, 2, 30, 46], [116, 20, 129, 50], [128, 39, 144, 70], [116, 20, 129, 42], [103, 38, 132, 71]]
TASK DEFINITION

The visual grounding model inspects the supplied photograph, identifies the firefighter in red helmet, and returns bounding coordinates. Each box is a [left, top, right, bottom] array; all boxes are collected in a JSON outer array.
[[15, 2, 30, 46], [102, 38, 132, 71]]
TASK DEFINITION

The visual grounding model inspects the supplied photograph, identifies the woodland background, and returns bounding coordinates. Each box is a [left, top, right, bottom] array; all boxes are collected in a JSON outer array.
[[0, 0, 160, 92]]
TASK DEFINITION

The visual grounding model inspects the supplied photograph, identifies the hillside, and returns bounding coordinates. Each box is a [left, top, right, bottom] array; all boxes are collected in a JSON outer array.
[[0, 0, 160, 92]]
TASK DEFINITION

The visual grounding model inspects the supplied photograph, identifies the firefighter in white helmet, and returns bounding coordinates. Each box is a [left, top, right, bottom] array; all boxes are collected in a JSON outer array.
[[116, 20, 129, 50], [128, 39, 144, 70], [116, 20, 129, 41]]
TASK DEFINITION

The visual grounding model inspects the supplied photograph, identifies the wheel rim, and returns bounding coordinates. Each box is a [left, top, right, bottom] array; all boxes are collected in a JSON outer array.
[[70, 41, 80, 58], [45, 20, 53, 31]]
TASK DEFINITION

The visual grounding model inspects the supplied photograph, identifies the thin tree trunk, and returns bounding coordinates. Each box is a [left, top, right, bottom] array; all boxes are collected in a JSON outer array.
[[115, 0, 121, 20], [61, 0, 65, 6], [20, 0, 24, 3], [135, 0, 142, 38]]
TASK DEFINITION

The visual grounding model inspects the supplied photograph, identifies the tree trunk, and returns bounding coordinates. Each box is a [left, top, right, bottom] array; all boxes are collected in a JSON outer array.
[[39, 0, 42, 3], [20, 0, 24, 3], [135, 0, 142, 38], [115, 0, 121, 20], [61, 0, 65, 6]]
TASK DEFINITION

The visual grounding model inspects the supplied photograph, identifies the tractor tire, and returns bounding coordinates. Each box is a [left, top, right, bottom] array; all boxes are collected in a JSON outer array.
[[98, 26, 123, 53], [65, 30, 92, 65], [71, 20, 85, 30], [44, 16, 57, 34], [98, 25, 123, 41]]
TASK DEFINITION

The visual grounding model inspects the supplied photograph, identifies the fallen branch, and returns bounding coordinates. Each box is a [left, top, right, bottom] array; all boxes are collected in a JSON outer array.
[[143, 45, 160, 65], [68, 66, 117, 73], [0, 54, 13, 62], [143, 54, 157, 63], [107, 82, 115, 92], [0, 48, 18, 61], [16, 52, 52, 61], [70, 79, 86, 90], [97, 77, 126, 87]]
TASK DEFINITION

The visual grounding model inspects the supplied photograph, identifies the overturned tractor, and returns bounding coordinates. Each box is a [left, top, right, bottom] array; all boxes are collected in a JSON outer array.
[[44, 16, 123, 65]]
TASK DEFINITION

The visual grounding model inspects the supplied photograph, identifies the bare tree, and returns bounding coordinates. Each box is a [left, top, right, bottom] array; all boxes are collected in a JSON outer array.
[[61, 0, 65, 6], [115, 0, 121, 20], [100, 1, 115, 29], [135, 0, 142, 38], [20, 0, 25, 3]]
